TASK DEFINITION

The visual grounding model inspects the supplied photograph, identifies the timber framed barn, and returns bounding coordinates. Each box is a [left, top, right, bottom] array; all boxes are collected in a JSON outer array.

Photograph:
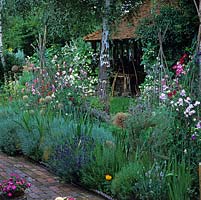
[[84, 0, 176, 96]]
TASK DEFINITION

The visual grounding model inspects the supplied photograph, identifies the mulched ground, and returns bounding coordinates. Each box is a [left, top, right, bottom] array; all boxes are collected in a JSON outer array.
[[0, 152, 105, 200]]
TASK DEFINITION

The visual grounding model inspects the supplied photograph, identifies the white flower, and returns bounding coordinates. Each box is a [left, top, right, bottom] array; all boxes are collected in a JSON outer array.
[[186, 97, 191, 101], [62, 71, 66, 75], [189, 110, 196, 116], [69, 68, 73, 73], [194, 101, 200, 106], [159, 93, 167, 101], [55, 198, 64, 200], [178, 98, 183, 106], [184, 97, 191, 104], [162, 85, 169, 91]]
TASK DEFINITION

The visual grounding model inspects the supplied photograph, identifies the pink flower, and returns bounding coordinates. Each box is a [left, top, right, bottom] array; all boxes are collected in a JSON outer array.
[[27, 183, 31, 188], [7, 192, 12, 197], [161, 78, 166, 85], [172, 63, 185, 76], [11, 185, 16, 190]]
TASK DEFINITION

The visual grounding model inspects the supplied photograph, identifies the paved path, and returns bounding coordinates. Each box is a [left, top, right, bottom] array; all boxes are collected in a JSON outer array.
[[0, 153, 105, 200]]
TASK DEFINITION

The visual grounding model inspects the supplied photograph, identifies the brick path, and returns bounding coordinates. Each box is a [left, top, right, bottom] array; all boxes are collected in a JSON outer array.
[[0, 153, 105, 200]]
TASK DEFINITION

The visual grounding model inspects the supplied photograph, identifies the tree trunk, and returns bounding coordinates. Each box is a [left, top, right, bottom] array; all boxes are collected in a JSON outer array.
[[0, 0, 5, 70], [98, 0, 110, 113], [198, 1, 201, 95], [194, 0, 201, 95]]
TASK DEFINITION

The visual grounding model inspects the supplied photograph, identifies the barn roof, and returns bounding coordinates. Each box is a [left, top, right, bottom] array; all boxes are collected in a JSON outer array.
[[84, 0, 175, 41]]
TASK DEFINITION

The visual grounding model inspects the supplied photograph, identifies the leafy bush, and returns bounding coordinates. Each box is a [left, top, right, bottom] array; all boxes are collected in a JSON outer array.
[[134, 161, 167, 200], [111, 161, 143, 200], [1, 49, 25, 74], [49, 134, 95, 182], [166, 159, 192, 200], [81, 143, 127, 194], [124, 105, 175, 159], [110, 97, 133, 114], [0, 107, 22, 155], [24, 38, 97, 108], [137, 3, 197, 61], [17, 110, 54, 161]]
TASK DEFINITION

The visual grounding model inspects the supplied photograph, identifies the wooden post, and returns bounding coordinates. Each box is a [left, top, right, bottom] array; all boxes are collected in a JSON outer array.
[[199, 163, 201, 200]]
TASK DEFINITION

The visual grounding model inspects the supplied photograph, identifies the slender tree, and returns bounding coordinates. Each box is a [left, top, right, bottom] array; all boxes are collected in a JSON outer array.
[[98, 0, 111, 112], [193, 0, 201, 95], [0, 0, 5, 70]]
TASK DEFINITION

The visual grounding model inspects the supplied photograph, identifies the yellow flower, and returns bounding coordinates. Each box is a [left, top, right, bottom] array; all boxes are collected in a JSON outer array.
[[105, 174, 112, 181]]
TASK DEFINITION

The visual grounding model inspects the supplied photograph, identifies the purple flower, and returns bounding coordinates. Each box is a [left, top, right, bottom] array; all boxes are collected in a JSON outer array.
[[191, 134, 196, 140]]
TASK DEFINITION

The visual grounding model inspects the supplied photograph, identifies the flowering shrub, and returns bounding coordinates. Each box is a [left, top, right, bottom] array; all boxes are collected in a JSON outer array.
[[0, 174, 31, 198], [49, 135, 95, 182], [136, 51, 200, 198], [158, 54, 201, 140], [22, 39, 97, 109]]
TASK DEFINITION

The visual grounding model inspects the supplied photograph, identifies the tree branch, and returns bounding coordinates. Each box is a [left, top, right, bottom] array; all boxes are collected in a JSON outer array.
[[193, 0, 200, 17]]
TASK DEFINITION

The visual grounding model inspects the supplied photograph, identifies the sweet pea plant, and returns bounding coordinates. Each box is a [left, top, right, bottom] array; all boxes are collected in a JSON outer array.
[[158, 53, 201, 140], [21, 39, 97, 109], [0, 173, 31, 198]]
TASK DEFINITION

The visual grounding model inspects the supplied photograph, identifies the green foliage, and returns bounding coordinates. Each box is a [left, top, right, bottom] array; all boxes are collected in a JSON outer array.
[[5, 49, 25, 67], [110, 97, 133, 114], [3, 0, 100, 51], [126, 102, 176, 159], [134, 161, 167, 200], [111, 161, 143, 200], [18, 71, 33, 86], [17, 111, 46, 160], [81, 143, 127, 193], [3, 14, 39, 55], [86, 97, 105, 110], [137, 2, 197, 61], [49, 134, 95, 182], [166, 159, 192, 200], [24, 38, 97, 108], [0, 107, 22, 155]]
